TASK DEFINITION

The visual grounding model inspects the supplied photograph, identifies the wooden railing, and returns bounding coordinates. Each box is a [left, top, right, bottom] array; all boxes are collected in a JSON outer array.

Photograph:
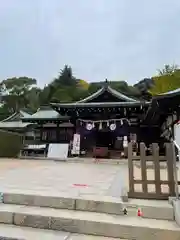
[[128, 142, 179, 200]]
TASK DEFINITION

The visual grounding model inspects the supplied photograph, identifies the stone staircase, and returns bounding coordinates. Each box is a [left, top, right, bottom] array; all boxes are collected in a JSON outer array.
[[0, 192, 179, 240]]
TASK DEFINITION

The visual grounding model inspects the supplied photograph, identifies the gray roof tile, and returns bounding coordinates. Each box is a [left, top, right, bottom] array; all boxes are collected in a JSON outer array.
[[0, 121, 31, 128], [22, 107, 69, 121]]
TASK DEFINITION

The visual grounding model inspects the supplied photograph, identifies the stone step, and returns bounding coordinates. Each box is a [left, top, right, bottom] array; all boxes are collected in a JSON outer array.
[[0, 203, 179, 240], [0, 223, 125, 240], [2, 191, 174, 220]]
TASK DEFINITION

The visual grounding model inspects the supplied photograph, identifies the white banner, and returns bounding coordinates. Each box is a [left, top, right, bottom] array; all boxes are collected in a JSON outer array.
[[71, 133, 80, 155]]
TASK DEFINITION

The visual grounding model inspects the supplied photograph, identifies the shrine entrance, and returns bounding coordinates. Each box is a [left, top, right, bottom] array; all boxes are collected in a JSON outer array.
[[77, 119, 131, 159], [91, 125, 129, 159], [93, 129, 116, 158], [95, 130, 114, 148]]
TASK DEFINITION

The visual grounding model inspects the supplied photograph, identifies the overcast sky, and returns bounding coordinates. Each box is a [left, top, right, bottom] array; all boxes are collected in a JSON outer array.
[[0, 0, 179, 87]]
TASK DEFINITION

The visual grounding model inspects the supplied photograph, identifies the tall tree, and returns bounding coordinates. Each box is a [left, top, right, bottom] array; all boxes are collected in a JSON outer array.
[[0, 77, 37, 113], [158, 64, 178, 76], [149, 66, 180, 95], [26, 87, 41, 111], [42, 65, 90, 103], [53, 65, 76, 87]]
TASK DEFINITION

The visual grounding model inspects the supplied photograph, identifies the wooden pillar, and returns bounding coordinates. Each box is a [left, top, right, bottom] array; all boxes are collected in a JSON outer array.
[[71, 118, 77, 133], [56, 123, 59, 143], [40, 124, 43, 142], [20, 131, 25, 157]]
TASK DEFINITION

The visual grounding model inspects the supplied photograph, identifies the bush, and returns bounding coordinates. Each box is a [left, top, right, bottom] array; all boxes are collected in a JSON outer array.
[[0, 130, 23, 157]]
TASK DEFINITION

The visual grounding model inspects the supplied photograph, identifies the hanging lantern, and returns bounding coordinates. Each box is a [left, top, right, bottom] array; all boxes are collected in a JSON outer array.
[[86, 123, 93, 131], [120, 119, 123, 125], [92, 122, 95, 128], [99, 121, 102, 130], [110, 123, 116, 131]]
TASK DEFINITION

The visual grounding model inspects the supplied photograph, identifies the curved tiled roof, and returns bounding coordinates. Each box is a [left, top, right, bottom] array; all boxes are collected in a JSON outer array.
[[0, 110, 33, 128], [0, 111, 33, 129], [78, 85, 137, 103], [1, 110, 31, 122], [0, 121, 31, 129], [153, 88, 180, 99], [22, 106, 70, 122]]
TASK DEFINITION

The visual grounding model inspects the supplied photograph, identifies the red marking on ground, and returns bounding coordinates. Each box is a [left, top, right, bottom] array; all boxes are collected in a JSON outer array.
[[73, 184, 89, 187]]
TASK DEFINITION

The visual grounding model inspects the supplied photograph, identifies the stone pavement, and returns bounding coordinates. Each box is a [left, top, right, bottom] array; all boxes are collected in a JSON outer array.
[[0, 158, 179, 197], [0, 159, 127, 198]]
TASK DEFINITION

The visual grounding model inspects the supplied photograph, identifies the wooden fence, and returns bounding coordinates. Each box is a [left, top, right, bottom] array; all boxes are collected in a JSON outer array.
[[128, 142, 179, 200]]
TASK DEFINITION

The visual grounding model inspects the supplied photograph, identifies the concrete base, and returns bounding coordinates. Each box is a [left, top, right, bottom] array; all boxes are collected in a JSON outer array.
[[3, 193, 125, 216], [19, 156, 128, 165], [173, 199, 180, 226], [0, 223, 125, 240], [168, 196, 177, 205], [121, 188, 128, 202], [0, 192, 178, 239], [2, 192, 175, 220]]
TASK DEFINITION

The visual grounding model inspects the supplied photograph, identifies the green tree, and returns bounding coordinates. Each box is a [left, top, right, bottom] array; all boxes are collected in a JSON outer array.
[[26, 87, 42, 111], [41, 65, 77, 103], [158, 64, 178, 76], [0, 77, 37, 113], [149, 66, 180, 95], [41, 65, 90, 103], [51, 87, 73, 102], [53, 65, 76, 87]]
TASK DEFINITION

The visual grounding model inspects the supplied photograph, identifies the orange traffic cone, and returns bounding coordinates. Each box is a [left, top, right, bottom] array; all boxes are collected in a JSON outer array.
[[137, 208, 142, 217]]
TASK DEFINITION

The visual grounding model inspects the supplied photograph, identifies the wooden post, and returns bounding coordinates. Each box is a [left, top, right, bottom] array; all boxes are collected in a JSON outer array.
[[40, 125, 43, 141], [140, 143, 147, 193], [56, 123, 59, 143], [165, 143, 175, 196], [152, 143, 161, 195], [128, 142, 134, 194]]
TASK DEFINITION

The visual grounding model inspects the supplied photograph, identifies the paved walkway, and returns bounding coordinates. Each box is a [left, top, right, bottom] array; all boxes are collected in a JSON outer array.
[[0, 158, 179, 197], [0, 159, 127, 197]]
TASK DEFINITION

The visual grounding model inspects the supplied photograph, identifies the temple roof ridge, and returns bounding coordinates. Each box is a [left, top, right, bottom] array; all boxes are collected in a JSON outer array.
[[77, 79, 138, 103], [1, 112, 17, 122], [1, 109, 31, 123], [22, 106, 70, 122]]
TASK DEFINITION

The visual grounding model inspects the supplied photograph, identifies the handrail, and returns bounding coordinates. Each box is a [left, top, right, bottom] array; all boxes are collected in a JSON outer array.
[[173, 140, 180, 153], [172, 140, 180, 199]]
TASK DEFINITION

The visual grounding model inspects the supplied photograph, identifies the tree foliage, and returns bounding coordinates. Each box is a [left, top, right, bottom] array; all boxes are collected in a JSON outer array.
[[158, 64, 178, 76], [0, 63, 180, 120], [149, 65, 180, 96], [0, 77, 37, 114]]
